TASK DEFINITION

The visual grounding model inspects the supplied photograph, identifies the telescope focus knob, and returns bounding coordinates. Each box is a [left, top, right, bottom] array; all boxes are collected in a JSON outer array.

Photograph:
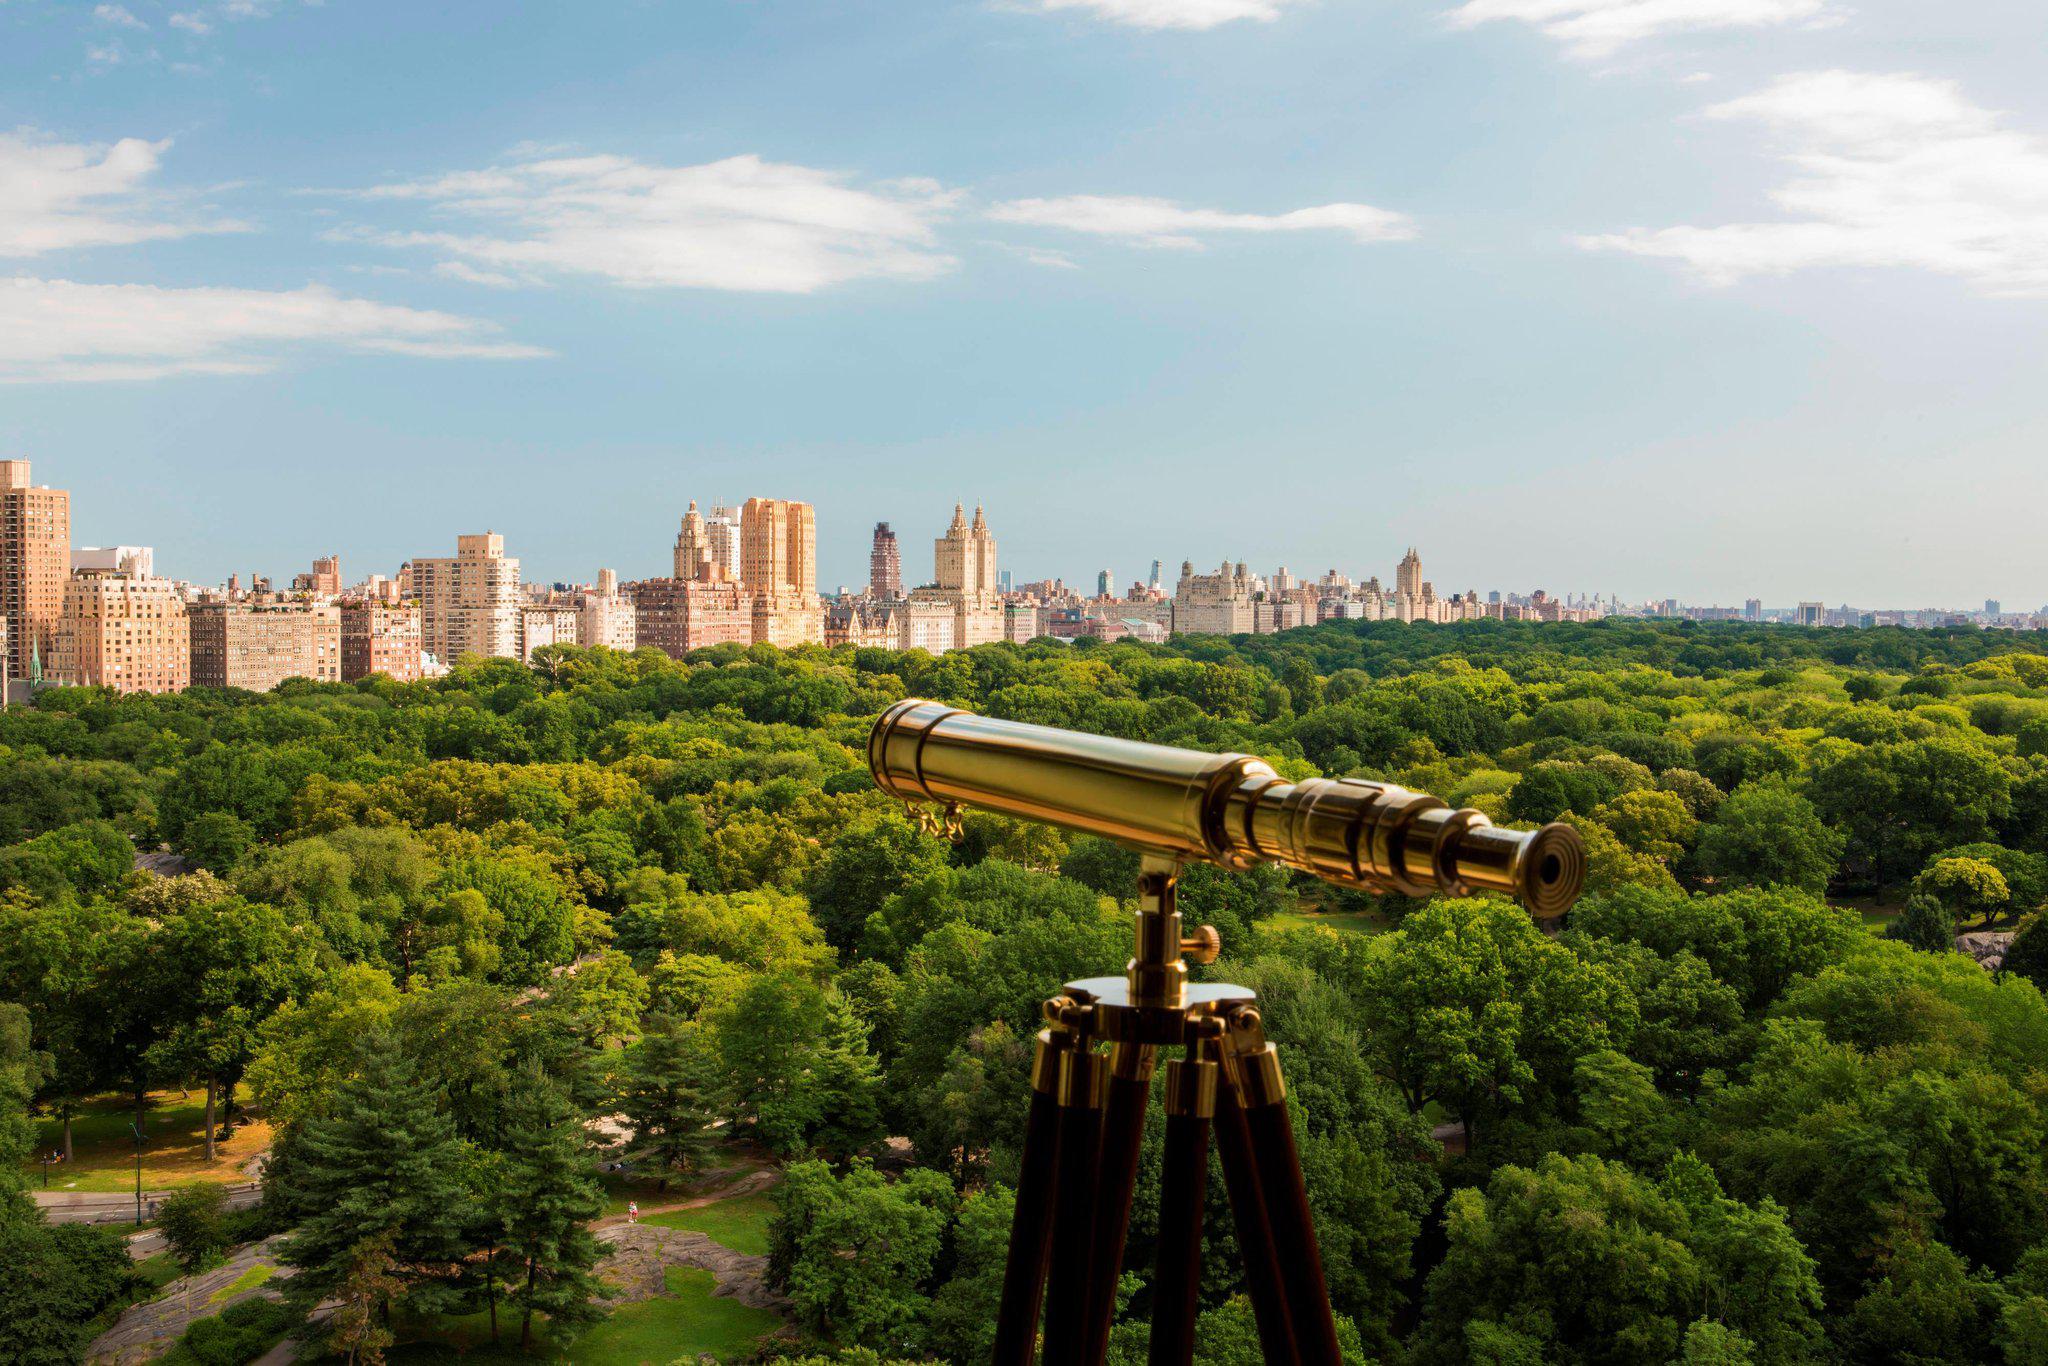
[[1179, 925, 1222, 965]]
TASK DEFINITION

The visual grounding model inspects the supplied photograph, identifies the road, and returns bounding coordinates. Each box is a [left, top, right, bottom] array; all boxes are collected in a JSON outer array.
[[32, 1182, 261, 1227]]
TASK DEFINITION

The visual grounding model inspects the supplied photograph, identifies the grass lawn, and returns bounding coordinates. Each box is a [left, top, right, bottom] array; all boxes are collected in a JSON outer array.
[[643, 1190, 777, 1257], [572, 1267, 779, 1364], [1267, 908, 1388, 937], [1834, 894, 1905, 935], [26, 1089, 268, 1193], [209, 1264, 275, 1305], [389, 1266, 779, 1365], [133, 1253, 183, 1302]]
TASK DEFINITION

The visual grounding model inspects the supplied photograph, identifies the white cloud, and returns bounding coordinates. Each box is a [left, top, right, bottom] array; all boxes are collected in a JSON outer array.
[[433, 260, 521, 288], [1580, 71, 2048, 297], [986, 194, 1416, 248], [1026, 0, 1312, 31], [0, 131, 244, 256], [0, 276, 546, 383], [169, 12, 213, 32], [1446, 0, 1834, 59], [93, 4, 148, 29], [343, 151, 960, 293]]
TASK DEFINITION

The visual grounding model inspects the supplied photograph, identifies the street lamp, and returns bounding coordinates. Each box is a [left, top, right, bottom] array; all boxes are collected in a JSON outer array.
[[131, 1122, 145, 1226]]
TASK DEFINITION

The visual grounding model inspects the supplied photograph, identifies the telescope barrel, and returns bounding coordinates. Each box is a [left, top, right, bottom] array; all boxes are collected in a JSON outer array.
[[869, 699, 1584, 918]]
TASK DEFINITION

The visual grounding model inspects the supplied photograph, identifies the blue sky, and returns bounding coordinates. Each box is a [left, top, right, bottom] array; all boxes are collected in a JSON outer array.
[[3, 0, 2046, 606]]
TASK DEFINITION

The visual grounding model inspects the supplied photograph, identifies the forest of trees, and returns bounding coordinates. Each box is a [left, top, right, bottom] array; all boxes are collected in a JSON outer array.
[[3, 616, 2048, 1364]]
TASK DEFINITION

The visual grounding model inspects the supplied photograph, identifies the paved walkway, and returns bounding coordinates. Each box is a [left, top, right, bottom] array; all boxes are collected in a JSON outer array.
[[34, 1183, 261, 1227]]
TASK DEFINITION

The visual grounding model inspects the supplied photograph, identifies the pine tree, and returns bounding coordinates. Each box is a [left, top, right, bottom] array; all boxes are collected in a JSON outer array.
[[498, 1066, 607, 1347], [278, 1030, 475, 1328], [1890, 893, 1956, 954], [327, 1233, 401, 1366], [810, 990, 885, 1160], [615, 1013, 714, 1189]]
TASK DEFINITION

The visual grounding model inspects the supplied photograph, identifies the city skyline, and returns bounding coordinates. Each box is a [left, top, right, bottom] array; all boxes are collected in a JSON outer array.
[[4, 2, 2046, 606], [7, 456, 2034, 618]]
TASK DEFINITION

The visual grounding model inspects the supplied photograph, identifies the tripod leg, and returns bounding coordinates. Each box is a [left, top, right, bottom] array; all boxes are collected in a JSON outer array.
[[1149, 1053, 1218, 1366], [1081, 1042, 1153, 1364], [1216, 1070, 1300, 1366], [1237, 1046, 1342, 1366], [1040, 1044, 1106, 1364], [994, 1029, 1068, 1366]]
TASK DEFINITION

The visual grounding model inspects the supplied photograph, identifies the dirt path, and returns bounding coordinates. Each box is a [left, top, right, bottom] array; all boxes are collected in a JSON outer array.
[[594, 1164, 779, 1229]]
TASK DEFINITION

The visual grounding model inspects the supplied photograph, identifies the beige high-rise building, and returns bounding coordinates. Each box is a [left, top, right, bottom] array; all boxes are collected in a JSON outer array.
[[1396, 548, 1423, 600], [674, 503, 721, 582], [518, 604, 581, 662], [705, 505, 742, 583], [292, 555, 342, 597], [414, 532, 521, 664], [190, 599, 343, 691], [54, 567, 189, 694], [1173, 560, 1258, 636], [740, 497, 823, 647], [910, 503, 1002, 650], [0, 461, 72, 681], [579, 568, 637, 652], [340, 600, 422, 681], [628, 577, 753, 656]]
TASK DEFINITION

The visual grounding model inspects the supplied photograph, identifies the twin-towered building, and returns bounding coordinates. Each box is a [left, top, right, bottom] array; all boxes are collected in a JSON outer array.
[[824, 504, 1003, 653]]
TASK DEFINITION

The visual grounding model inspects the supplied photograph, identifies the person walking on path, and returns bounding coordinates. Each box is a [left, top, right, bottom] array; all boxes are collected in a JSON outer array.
[[627, 1200, 638, 1224]]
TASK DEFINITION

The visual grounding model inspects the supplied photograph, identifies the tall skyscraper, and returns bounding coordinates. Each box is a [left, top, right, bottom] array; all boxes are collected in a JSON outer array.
[[1395, 547, 1423, 600], [1097, 569, 1113, 599], [675, 502, 721, 581], [911, 504, 1001, 649], [704, 504, 742, 583], [869, 523, 903, 600], [741, 497, 823, 646], [413, 532, 522, 664], [0, 460, 72, 681], [1149, 560, 1164, 592]]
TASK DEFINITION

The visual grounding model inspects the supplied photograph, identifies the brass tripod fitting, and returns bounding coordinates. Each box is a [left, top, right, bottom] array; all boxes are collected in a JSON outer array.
[[1129, 859, 1188, 1009], [1044, 995, 1091, 1033], [1233, 1044, 1287, 1108], [1163, 1023, 1223, 1118], [1055, 1044, 1108, 1108], [1029, 1027, 1076, 1096], [1109, 1040, 1157, 1083], [1161, 1054, 1219, 1117]]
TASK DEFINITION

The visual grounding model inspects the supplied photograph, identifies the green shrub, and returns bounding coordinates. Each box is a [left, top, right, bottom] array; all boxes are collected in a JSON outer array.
[[159, 1296, 295, 1366], [158, 1184, 231, 1272]]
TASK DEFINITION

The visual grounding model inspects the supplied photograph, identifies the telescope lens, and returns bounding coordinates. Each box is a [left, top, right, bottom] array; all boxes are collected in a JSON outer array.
[[1517, 823, 1584, 920]]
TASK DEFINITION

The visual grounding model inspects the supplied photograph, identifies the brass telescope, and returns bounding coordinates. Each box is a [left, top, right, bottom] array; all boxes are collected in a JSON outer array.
[[869, 698, 1584, 918], [869, 700, 1586, 1366]]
